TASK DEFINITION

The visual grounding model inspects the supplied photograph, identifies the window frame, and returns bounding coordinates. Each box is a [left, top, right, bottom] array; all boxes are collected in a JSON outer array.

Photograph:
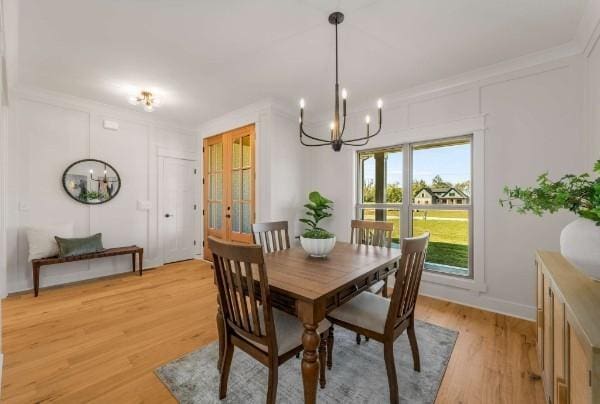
[[354, 117, 486, 293], [408, 135, 473, 278]]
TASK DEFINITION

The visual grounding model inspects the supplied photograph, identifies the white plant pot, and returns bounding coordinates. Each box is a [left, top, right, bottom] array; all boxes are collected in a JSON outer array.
[[300, 236, 336, 258], [560, 218, 600, 280]]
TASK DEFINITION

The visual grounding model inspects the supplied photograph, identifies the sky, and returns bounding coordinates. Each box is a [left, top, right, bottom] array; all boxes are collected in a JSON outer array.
[[363, 143, 471, 186]]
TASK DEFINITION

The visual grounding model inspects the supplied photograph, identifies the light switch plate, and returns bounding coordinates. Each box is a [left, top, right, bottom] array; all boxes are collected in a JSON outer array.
[[137, 200, 151, 211]]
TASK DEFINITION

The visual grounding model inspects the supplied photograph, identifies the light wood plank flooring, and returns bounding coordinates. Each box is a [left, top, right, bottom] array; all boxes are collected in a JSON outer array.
[[2, 260, 544, 403]]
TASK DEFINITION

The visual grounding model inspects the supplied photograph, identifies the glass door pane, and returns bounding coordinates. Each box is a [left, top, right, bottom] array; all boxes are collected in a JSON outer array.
[[229, 128, 254, 244], [203, 135, 226, 259]]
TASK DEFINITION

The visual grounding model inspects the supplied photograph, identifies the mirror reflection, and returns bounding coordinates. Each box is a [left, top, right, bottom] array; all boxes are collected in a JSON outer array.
[[62, 159, 121, 204]]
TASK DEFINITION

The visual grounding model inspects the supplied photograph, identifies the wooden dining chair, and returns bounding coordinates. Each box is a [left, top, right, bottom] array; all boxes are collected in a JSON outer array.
[[326, 233, 430, 404], [350, 219, 394, 296], [252, 221, 291, 253], [209, 236, 331, 404], [350, 219, 395, 344]]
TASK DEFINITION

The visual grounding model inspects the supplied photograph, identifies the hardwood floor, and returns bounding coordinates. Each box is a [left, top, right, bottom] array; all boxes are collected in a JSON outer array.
[[2, 260, 544, 403]]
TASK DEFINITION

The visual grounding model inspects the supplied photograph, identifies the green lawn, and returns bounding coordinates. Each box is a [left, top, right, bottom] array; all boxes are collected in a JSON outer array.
[[362, 209, 469, 270]]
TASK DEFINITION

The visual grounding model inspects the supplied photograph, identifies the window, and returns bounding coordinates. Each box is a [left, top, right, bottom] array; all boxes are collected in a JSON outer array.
[[357, 147, 403, 246], [357, 136, 472, 278]]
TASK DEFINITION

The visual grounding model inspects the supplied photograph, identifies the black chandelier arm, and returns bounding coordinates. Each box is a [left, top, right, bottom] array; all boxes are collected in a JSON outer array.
[[342, 124, 383, 144], [301, 138, 334, 147], [300, 125, 334, 144], [299, 130, 333, 147], [340, 113, 347, 138]]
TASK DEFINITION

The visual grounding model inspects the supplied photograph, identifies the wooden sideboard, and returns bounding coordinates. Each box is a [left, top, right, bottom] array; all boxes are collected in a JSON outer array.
[[536, 251, 600, 404]]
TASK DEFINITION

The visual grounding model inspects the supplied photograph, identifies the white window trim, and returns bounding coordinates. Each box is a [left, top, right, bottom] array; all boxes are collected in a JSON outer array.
[[354, 116, 486, 293]]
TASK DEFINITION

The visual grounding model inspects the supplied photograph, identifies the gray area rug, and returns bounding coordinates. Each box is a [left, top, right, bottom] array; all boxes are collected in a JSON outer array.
[[156, 320, 457, 403]]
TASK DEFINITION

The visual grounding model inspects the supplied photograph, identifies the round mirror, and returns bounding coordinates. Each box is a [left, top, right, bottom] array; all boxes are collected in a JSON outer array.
[[62, 159, 121, 204]]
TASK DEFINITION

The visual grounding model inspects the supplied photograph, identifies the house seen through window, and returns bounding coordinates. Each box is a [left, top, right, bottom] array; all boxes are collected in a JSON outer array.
[[357, 136, 472, 277]]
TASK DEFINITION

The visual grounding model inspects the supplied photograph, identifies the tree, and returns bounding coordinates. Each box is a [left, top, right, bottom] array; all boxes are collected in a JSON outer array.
[[455, 180, 471, 194], [362, 180, 375, 202], [432, 175, 450, 188], [386, 183, 403, 203], [412, 179, 428, 198]]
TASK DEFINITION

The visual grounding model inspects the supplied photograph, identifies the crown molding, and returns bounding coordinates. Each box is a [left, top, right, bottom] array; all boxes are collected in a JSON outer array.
[[12, 85, 196, 135], [577, 0, 600, 57]]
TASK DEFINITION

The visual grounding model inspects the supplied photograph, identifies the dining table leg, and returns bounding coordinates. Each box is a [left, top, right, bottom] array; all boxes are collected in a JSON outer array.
[[301, 322, 320, 404]]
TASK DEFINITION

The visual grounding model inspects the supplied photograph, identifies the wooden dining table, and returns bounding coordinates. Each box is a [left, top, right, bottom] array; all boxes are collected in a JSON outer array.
[[216, 241, 401, 404]]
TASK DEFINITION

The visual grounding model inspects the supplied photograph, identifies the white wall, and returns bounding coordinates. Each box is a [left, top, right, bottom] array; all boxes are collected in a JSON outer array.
[[305, 53, 586, 320], [584, 30, 600, 167], [197, 100, 308, 252], [5, 88, 197, 293]]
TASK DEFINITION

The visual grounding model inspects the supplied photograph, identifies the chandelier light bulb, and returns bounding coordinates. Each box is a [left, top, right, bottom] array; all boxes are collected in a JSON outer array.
[[341, 88, 347, 99], [90, 169, 93, 174], [300, 98, 305, 108], [365, 115, 371, 124], [377, 99, 383, 109], [330, 121, 335, 130]]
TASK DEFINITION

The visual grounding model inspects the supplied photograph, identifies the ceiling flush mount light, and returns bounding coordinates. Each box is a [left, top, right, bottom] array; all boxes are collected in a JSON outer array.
[[128, 91, 161, 112], [299, 11, 383, 152]]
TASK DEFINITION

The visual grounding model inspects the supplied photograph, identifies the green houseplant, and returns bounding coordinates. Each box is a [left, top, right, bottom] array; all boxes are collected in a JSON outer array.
[[299, 191, 336, 257], [500, 160, 600, 279]]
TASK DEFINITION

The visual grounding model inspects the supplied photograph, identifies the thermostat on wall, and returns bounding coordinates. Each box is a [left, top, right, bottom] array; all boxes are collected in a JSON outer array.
[[103, 120, 119, 131]]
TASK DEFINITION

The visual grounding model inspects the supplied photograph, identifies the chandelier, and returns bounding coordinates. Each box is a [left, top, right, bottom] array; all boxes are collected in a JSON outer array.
[[128, 91, 161, 112], [299, 12, 383, 152]]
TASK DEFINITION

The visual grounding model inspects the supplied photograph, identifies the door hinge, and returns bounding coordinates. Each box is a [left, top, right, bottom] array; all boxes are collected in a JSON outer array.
[[202, 240, 205, 247], [194, 168, 197, 174], [202, 177, 205, 185], [202, 146, 205, 153], [548, 288, 553, 298], [193, 204, 197, 210], [193, 240, 197, 246], [202, 209, 205, 216]]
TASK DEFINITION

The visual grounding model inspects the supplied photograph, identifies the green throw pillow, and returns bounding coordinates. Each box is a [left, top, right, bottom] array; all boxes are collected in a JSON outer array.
[[55, 233, 104, 257]]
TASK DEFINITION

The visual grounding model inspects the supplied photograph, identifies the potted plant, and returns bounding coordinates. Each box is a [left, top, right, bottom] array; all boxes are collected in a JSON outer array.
[[500, 160, 600, 279], [299, 191, 336, 257]]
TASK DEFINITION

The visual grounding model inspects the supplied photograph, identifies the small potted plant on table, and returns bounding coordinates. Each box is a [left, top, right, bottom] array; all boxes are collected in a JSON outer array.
[[299, 191, 336, 258]]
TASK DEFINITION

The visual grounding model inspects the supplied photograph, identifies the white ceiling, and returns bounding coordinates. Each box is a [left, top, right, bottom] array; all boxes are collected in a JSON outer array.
[[18, 0, 587, 128]]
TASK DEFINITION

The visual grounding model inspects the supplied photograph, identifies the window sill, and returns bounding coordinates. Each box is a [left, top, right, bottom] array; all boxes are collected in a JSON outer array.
[[421, 270, 487, 293]]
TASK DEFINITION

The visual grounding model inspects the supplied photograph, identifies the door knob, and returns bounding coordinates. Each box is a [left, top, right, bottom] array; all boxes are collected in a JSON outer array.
[[226, 214, 231, 218], [165, 213, 172, 218]]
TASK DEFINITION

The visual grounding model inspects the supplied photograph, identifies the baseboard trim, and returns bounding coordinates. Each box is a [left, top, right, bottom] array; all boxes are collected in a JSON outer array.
[[419, 282, 536, 321]]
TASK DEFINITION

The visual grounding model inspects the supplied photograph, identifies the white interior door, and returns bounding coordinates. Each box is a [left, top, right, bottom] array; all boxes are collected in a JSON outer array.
[[162, 157, 195, 264]]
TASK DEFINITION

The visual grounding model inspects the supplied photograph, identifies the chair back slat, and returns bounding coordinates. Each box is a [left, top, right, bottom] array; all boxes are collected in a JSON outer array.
[[209, 236, 277, 352], [386, 233, 429, 330], [350, 220, 394, 248], [252, 221, 291, 253]]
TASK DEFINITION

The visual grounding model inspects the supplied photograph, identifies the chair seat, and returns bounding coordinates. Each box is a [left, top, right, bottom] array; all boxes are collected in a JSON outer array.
[[367, 280, 386, 295], [242, 307, 331, 356], [328, 292, 390, 334]]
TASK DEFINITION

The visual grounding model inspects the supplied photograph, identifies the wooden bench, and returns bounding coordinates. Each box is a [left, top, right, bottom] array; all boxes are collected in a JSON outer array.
[[31, 246, 143, 297]]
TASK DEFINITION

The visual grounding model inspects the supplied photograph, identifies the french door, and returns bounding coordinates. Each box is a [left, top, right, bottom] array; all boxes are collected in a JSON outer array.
[[203, 124, 255, 259]]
